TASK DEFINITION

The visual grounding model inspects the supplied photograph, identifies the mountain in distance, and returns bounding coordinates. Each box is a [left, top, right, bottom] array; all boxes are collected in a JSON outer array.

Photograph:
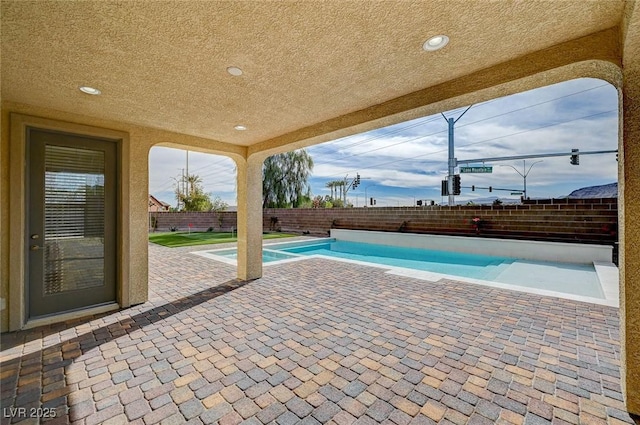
[[568, 182, 617, 198], [458, 196, 521, 205], [458, 182, 618, 205]]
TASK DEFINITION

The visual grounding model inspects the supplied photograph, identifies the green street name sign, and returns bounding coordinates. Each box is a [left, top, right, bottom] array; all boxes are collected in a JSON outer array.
[[511, 192, 523, 195], [460, 166, 493, 173]]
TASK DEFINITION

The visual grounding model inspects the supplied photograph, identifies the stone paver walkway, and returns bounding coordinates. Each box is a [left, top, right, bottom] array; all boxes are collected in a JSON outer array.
[[1, 241, 637, 424]]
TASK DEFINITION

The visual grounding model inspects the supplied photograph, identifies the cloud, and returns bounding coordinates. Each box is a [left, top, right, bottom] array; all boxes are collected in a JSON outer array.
[[149, 77, 619, 207], [306, 78, 618, 203]]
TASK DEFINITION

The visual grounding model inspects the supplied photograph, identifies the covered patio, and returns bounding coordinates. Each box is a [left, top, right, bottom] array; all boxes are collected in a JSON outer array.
[[1, 242, 635, 424], [2, 0, 640, 421]]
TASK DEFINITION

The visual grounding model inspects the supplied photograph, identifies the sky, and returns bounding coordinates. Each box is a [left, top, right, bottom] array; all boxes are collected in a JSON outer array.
[[149, 77, 619, 208]]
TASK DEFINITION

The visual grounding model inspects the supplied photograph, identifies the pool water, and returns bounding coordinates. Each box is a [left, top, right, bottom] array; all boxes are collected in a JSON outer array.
[[202, 239, 605, 299], [209, 249, 299, 263], [281, 241, 512, 279]]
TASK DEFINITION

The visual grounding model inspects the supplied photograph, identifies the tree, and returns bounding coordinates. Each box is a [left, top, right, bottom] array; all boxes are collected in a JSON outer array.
[[325, 177, 357, 205], [325, 181, 337, 200], [210, 195, 228, 212], [263, 149, 314, 208], [326, 180, 345, 202], [175, 173, 222, 212], [210, 195, 229, 229], [186, 174, 202, 195]]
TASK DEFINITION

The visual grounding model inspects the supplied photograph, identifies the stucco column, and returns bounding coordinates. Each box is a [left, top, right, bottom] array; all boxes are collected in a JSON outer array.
[[621, 59, 640, 417], [126, 133, 149, 306], [620, 2, 640, 415], [236, 156, 263, 280]]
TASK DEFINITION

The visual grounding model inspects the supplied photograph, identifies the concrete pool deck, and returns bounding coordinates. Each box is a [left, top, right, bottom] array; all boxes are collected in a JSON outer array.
[[0, 240, 636, 424]]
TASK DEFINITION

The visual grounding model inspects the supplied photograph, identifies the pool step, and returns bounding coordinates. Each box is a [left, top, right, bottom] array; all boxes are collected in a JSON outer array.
[[482, 260, 515, 280]]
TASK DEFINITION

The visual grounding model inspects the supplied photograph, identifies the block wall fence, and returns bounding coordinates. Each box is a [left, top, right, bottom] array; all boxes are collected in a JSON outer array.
[[149, 198, 618, 248]]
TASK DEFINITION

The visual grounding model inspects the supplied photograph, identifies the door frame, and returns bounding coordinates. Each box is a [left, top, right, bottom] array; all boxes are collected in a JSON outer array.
[[9, 114, 130, 330], [27, 129, 118, 317]]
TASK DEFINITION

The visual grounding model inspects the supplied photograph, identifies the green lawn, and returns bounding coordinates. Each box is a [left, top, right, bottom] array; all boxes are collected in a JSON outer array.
[[148, 231, 296, 248]]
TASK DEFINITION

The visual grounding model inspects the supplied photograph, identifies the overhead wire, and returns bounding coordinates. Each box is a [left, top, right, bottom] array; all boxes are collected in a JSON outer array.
[[315, 84, 612, 177], [309, 114, 442, 154], [319, 108, 616, 178], [314, 83, 610, 168]]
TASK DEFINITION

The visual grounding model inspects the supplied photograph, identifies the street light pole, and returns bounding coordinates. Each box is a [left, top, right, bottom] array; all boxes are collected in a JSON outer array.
[[500, 160, 543, 199], [442, 105, 472, 206], [364, 184, 376, 207]]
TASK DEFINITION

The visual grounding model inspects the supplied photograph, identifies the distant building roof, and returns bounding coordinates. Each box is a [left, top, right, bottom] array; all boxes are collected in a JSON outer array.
[[149, 195, 171, 211]]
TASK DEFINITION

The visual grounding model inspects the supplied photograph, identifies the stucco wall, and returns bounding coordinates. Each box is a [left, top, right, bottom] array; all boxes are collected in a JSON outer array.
[[0, 102, 244, 331], [1, 109, 9, 332]]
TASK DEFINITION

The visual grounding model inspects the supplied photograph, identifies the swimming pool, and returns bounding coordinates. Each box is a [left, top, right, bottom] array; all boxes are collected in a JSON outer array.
[[280, 240, 514, 280], [194, 237, 617, 305]]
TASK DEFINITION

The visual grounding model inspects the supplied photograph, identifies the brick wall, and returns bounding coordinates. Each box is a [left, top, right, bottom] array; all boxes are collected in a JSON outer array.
[[149, 211, 237, 233], [149, 198, 618, 246]]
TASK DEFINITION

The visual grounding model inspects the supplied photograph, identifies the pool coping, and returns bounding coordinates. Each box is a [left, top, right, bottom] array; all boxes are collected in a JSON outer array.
[[192, 237, 619, 308]]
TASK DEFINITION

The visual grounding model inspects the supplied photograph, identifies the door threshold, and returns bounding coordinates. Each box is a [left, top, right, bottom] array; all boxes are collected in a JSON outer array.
[[23, 303, 120, 330]]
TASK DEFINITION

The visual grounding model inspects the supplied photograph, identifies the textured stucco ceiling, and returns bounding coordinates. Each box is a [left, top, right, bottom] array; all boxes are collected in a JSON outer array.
[[1, 0, 627, 149]]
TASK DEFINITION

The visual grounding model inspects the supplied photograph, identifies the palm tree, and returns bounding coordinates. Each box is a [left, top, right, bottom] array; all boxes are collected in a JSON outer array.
[[186, 174, 202, 195], [326, 181, 338, 200]]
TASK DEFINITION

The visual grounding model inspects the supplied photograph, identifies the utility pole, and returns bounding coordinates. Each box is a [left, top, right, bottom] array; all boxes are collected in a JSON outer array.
[[447, 117, 455, 206], [343, 174, 361, 205], [176, 168, 185, 210], [186, 150, 189, 193], [442, 105, 472, 206]]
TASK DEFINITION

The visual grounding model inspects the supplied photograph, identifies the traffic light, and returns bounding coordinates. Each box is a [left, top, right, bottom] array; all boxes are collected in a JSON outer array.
[[417, 200, 423, 206], [370, 197, 374, 206], [441, 180, 449, 196], [570, 148, 579, 165], [471, 185, 475, 192], [352, 174, 360, 189], [489, 186, 493, 192], [453, 174, 461, 195]]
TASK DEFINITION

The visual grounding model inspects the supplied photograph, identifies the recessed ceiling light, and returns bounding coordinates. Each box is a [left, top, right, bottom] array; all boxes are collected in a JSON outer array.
[[79, 86, 101, 95], [423, 35, 449, 51], [227, 67, 243, 76], [234, 125, 247, 131]]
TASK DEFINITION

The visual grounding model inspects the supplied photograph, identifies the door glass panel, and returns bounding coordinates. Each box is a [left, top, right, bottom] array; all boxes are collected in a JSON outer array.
[[44, 145, 105, 295]]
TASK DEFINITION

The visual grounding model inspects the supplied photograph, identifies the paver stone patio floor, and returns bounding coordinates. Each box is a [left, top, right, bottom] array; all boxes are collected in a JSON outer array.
[[1, 241, 637, 425]]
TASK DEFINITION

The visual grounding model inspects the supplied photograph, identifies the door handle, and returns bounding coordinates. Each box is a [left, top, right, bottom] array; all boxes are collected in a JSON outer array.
[[30, 245, 43, 251]]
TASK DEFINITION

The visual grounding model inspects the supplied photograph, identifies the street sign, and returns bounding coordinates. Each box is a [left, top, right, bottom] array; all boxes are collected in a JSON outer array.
[[511, 192, 523, 195], [460, 166, 493, 173]]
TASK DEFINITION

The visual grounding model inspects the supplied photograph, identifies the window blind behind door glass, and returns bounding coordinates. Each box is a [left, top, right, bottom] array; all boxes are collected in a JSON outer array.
[[44, 145, 105, 295]]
